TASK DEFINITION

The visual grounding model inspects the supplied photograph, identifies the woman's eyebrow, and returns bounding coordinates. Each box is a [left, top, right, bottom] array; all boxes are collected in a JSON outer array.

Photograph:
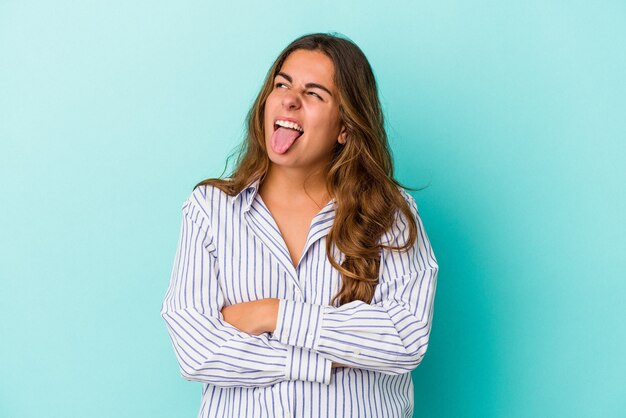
[[276, 72, 333, 97]]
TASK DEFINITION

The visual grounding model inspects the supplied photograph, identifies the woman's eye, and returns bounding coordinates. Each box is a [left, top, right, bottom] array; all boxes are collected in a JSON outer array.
[[274, 83, 321, 99]]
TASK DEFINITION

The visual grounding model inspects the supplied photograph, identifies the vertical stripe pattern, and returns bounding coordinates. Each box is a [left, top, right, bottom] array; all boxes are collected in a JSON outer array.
[[161, 177, 438, 418]]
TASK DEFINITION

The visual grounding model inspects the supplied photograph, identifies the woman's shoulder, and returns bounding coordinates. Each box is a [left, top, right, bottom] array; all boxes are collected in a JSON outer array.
[[397, 187, 416, 205], [396, 186, 420, 217], [181, 178, 234, 220]]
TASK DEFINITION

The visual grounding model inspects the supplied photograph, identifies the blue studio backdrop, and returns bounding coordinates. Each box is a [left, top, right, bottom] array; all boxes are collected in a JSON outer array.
[[1, 1, 624, 417]]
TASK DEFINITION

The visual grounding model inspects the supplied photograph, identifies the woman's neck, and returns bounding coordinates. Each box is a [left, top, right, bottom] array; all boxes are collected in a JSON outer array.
[[259, 165, 332, 208]]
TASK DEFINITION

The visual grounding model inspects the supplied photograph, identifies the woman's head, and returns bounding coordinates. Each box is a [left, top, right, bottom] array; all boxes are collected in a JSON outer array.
[[252, 33, 390, 182], [263, 48, 346, 172], [197, 33, 418, 306]]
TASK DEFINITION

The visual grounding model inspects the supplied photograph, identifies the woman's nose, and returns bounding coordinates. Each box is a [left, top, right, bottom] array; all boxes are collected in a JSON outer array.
[[282, 91, 301, 109]]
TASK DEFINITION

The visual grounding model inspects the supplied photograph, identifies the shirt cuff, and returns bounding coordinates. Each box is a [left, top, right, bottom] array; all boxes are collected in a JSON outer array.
[[285, 345, 332, 385], [273, 298, 325, 351]]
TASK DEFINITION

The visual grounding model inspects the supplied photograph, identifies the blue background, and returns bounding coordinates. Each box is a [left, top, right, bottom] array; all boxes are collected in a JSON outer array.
[[1, 1, 624, 417]]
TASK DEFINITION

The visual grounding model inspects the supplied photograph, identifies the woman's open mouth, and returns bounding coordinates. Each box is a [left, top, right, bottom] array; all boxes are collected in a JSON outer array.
[[271, 119, 304, 154]]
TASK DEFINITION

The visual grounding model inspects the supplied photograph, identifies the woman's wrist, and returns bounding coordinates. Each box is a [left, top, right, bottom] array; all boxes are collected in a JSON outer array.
[[263, 298, 280, 333]]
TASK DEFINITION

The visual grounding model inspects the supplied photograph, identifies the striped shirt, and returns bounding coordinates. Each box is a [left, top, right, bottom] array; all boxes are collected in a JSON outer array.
[[161, 176, 438, 418]]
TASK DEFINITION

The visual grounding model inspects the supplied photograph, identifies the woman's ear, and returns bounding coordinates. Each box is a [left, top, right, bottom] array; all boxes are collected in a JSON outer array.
[[338, 125, 347, 144]]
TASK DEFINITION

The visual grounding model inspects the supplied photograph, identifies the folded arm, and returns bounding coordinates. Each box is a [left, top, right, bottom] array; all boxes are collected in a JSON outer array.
[[161, 193, 332, 388], [269, 193, 439, 375]]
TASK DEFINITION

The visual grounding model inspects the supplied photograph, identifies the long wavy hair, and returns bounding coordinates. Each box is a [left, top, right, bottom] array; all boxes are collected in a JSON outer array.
[[195, 32, 422, 307]]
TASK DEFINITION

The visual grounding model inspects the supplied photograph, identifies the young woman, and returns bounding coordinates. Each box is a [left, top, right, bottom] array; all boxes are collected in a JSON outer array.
[[161, 32, 439, 418]]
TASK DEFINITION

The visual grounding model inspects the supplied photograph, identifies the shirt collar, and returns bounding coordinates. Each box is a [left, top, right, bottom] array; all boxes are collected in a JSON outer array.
[[229, 176, 262, 210], [229, 176, 337, 214]]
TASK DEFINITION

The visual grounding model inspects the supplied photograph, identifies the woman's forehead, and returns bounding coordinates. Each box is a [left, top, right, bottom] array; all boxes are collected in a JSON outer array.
[[278, 49, 336, 88]]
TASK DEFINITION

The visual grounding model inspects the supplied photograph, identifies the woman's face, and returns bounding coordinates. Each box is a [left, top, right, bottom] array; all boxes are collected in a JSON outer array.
[[263, 49, 347, 172]]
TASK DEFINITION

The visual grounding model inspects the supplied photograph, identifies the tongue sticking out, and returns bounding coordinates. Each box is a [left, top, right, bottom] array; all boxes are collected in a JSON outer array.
[[271, 126, 303, 154]]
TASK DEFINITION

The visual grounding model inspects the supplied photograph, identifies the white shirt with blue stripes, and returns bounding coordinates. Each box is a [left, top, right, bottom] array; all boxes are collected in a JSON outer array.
[[161, 176, 438, 418]]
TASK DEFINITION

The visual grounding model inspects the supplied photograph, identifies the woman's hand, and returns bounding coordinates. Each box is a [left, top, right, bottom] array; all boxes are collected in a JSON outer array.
[[332, 362, 350, 369], [221, 298, 279, 335], [223, 299, 352, 369]]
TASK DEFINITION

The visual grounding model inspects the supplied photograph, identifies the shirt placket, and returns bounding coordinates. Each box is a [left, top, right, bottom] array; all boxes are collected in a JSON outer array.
[[244, 192, 336, 299]]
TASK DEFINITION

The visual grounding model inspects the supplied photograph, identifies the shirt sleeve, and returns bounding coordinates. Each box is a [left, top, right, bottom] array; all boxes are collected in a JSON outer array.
[[160, 190, 332, 388], [270, 191, 438, 375]]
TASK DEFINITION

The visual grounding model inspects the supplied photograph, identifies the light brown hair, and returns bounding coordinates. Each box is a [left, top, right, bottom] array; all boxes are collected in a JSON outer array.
[[195, 32, 422, 306]]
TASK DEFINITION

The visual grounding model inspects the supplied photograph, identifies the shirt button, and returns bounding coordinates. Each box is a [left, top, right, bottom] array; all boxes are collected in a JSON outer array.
[[352, 349, 361, 356]]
